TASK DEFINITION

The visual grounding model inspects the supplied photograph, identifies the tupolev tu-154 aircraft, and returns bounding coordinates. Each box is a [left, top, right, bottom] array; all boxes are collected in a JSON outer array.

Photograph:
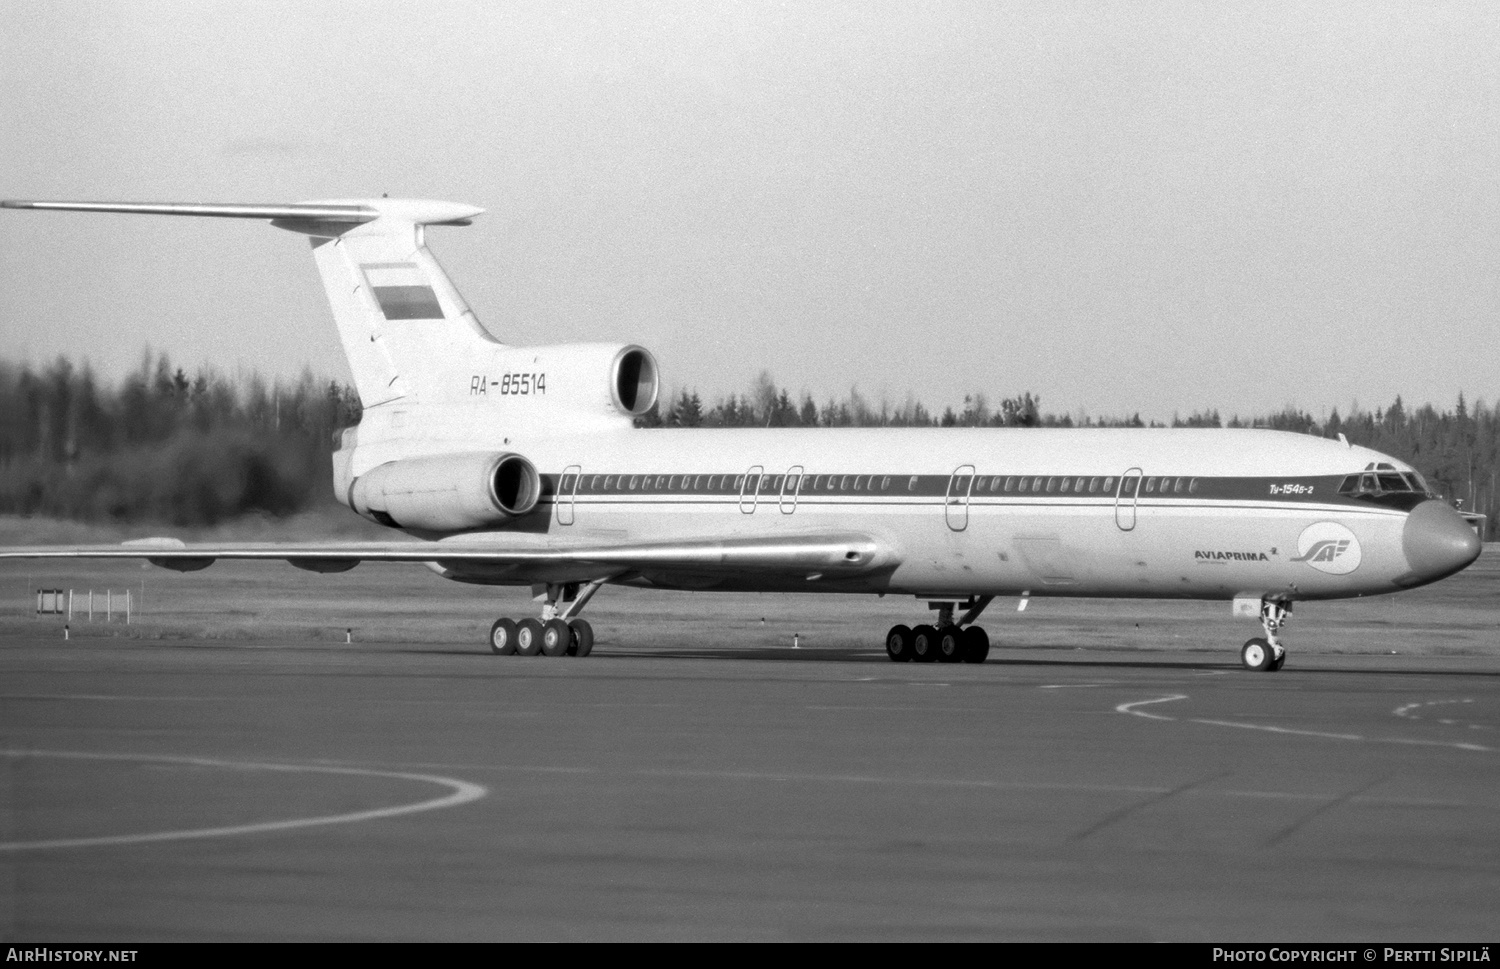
[[0, 197, 1483, 670]]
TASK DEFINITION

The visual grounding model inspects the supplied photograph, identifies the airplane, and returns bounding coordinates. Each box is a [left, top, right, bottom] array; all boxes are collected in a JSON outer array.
[[0, 197, 1483, 671]]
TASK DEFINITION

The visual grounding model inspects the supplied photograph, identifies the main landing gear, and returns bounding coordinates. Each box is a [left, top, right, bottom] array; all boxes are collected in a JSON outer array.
[[1241, 598, 1291, 672], [885, 596, 993, 664], [489, 580, 603, 658]]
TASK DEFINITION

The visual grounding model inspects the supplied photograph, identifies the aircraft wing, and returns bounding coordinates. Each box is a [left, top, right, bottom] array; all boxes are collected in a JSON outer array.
[[0, 532, 895, 582]]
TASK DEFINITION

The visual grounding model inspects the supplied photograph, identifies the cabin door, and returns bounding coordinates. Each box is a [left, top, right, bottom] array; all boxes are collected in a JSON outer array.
[[739, 465, 764, 514], [945, 465, 976, 531], [1115, 468, 1142, 531], [557, 465, 581, 525]]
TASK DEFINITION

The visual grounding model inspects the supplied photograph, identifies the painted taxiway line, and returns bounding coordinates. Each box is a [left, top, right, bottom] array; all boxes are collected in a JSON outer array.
[[0, 749, 487, 852], [1394, 698, 1481, 729], [1117, 695, 1494, 753], [1116, 695, 1188, 720], [370, 759, 1496, 811], [0, 694, 215, 702]]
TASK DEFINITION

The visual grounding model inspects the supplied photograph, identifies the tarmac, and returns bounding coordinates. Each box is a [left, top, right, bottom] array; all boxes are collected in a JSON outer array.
[[3, 632, 1499, 941]]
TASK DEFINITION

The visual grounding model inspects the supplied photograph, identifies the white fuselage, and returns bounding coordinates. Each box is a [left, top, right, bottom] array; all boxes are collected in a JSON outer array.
[[357, 417, 1437, 602]]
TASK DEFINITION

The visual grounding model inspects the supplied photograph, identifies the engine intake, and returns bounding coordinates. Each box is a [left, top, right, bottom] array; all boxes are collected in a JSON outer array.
[[349, 452, 540, 532], [612, 345, 659, 417]]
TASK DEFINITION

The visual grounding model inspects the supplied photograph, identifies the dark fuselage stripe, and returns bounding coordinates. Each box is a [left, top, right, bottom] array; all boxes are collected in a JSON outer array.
[[538, 472, 1416, 513]]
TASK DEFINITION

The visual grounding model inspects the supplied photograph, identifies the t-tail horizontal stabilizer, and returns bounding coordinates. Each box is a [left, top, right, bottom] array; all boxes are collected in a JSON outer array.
[[1, 197, 494, 407], [0, 198, 481, 229]]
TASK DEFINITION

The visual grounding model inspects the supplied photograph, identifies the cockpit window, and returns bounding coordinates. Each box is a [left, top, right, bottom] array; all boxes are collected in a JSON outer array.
[[1339, 469, 1434, 499]]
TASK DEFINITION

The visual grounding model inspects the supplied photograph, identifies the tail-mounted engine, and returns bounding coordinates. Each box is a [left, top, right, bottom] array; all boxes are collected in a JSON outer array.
[[349, 452, 540, 532], [609, 345, 659, 418], [477, 343, 658, 422]]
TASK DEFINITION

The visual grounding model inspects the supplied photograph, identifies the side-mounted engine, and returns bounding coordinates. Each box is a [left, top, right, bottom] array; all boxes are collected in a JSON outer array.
[[347, 451, 540, 532]]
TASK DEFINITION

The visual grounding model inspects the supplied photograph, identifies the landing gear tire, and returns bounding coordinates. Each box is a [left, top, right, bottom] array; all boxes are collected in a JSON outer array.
[[885, 624, 914, 662], [516, 618, 544, 657], [1269, 651, 1286, 672], [540, 618, 571, 657], [911, 624, 940, 663], [489, 618, 518, 655], [936, 625, 964, 663], [1241, 637, 1275, 672], [961, 625, 990, 664], [569, 619, 595, 657]]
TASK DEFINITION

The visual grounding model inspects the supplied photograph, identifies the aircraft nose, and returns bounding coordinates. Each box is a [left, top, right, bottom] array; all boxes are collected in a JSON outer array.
[[1402, 500, 1482, 583]]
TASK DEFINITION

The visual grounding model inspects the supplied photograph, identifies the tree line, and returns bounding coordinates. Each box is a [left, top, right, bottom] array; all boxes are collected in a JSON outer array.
[[0, 354, 360, 525], [2, 355, 1494, 536]]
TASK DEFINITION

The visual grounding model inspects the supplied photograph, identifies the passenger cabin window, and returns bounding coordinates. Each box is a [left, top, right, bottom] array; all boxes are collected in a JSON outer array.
[[908, 475, 918, 491]]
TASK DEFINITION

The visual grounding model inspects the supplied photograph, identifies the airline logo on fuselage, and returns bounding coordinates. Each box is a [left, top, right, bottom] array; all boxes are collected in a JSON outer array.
[[1295, 539, 1349, 563], [1195, 550, 1270, 562], [1291, 522, 1362, 575]]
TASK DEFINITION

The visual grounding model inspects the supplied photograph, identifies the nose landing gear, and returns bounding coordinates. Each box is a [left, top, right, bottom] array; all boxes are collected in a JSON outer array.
[[1241, 599, 1290, 672]]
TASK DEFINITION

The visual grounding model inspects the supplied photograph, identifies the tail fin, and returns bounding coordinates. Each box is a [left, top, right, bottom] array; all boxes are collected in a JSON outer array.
[[0, 197, 495, 407]]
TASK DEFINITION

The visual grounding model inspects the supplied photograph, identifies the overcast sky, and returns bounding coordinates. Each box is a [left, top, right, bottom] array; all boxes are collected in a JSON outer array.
[[1, 1, 1495, 422]]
